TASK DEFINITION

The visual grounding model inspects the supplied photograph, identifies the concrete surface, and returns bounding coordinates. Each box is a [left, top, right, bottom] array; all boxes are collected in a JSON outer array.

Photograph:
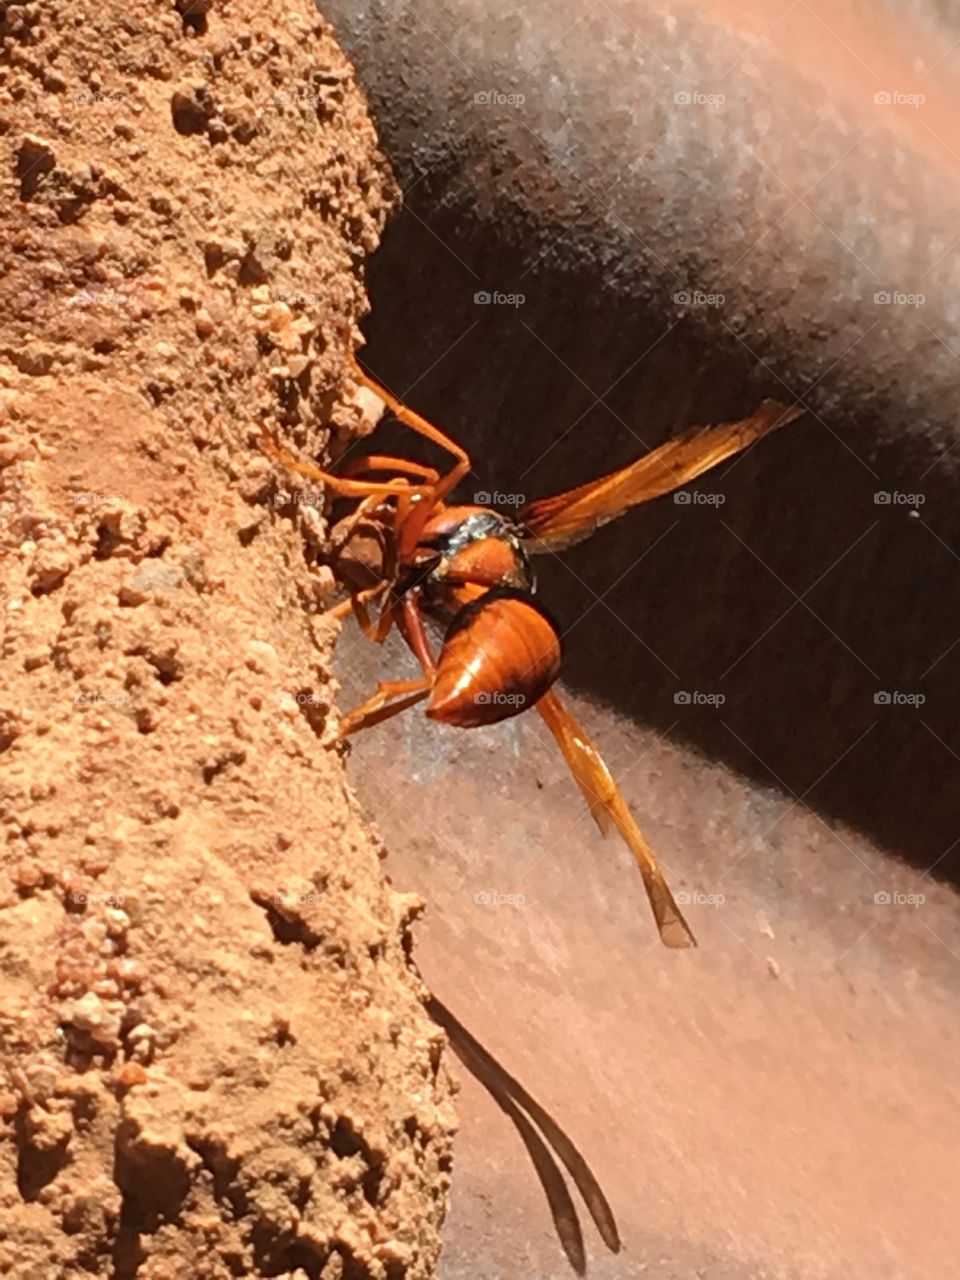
[[324, 0, 960, 881], [338, 631, 960, 1278], [317, 1, 960, 1275]]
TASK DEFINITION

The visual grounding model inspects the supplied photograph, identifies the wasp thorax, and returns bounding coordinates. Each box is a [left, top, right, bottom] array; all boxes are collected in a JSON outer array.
[[426, 590, 561, 728]]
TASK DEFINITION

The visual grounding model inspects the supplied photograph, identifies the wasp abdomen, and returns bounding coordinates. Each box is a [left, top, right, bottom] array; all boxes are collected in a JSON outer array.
[[426, 589, 562, 728]]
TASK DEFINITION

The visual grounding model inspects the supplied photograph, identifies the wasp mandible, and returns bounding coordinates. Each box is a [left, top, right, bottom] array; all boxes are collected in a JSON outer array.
[[264, 355, 801, 949]]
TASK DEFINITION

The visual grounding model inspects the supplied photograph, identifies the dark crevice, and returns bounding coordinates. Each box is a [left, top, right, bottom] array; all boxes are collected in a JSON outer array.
[[329, 1117, 385, 1208], [14, 1102, 71, 1201], [201, 749, 246, 784], [296, 689, 328, 738], [94, 520, 124, 561], [186, 1137, 327, 1279], [170, 88, 210, 136], [249, 889, 325, 950], [176, 0, 209, 36], [252, 1235, 325, 1279], [112, 1120, 189, 1276]]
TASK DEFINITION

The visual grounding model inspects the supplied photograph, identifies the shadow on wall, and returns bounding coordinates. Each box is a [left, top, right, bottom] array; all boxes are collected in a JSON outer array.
[[354, 208, 960, 886]]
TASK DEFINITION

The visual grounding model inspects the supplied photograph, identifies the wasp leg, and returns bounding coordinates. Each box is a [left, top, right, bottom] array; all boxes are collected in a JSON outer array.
[[341, 454, 440, 484], [337, 676, 434, 738], [398, 595, 436, 675], [347, 356, 472, 554], [326, 597, 355, 621], [261, 426, 427, 501], [536, 688, 696, 949], [328, 493, 388, 553], [322, 583, 386, 631]]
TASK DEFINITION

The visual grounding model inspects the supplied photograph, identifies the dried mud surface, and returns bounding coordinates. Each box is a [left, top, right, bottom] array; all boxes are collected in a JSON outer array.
[[0, 3, 455, 1278]]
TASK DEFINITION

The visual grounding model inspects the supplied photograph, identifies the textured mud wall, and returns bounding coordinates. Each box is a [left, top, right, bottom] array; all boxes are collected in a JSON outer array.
[[0, 4, 454, 1278]]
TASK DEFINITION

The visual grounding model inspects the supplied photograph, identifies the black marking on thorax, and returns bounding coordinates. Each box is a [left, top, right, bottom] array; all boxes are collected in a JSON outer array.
[[424, 511, 535, 591]]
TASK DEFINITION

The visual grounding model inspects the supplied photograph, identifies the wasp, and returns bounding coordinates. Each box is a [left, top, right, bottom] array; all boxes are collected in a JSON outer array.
[[263, 355, 801, 948]]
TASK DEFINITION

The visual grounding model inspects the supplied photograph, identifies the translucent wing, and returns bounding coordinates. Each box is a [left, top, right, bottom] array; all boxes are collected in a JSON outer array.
[[537, 689, 696, 948], [520, 400, 801, 553]]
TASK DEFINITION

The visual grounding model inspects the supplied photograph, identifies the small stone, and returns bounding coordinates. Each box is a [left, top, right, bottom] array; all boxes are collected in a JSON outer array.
[[15, 862, 41, 891], [117, 1062, 148, 1088], [66, 991, 121, 1046]]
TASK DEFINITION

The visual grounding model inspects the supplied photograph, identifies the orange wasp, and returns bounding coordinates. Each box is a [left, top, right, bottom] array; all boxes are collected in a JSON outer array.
[[264, 355, 800, 948]]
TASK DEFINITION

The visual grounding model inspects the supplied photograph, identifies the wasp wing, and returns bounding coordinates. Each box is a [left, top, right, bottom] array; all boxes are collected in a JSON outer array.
[[520, 400, 801, 553], [537, 689, 696, 949]]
